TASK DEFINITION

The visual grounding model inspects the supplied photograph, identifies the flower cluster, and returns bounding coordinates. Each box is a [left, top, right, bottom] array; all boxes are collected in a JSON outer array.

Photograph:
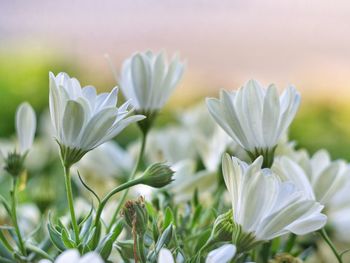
[[0, 50, 348, 263]]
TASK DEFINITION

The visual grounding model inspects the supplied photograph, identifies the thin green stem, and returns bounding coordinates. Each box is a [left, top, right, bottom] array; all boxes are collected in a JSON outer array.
[[0, 230, 13, 253], [319, 228, 343, 263], [107, 132, 148, 231], [137, 235, 146, 263], [93, 177, 143, 227], [10, 178, 26, 256], [63, 165, 80, 246]]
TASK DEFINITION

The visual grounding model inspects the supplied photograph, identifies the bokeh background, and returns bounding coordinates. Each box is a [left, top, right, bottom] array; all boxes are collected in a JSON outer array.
[[1, 0, 350, 158]]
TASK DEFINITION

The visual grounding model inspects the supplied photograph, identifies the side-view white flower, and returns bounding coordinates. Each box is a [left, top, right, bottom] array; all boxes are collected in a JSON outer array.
[[16, 102, 36, 154], [273, 150, 348, 205], [119, 50, 185, 112], [222, 153, 327, 251], [49, 72, 145, 165], [206, 80, 300, 167], [38, 249, 104, 263]]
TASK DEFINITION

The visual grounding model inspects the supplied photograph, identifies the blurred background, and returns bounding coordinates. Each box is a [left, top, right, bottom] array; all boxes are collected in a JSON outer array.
[[1, 0, 350, 159]]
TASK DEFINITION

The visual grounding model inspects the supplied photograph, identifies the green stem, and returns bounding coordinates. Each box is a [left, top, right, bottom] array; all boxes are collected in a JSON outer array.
[[93, 177, 143, 227], [137, 235, 146, 263], [284, 233, 296, 253], [107, 132, 148, 231], [10, 178, 26, 256], [63, 165, 80, 245], [319, 228, 343, 263]]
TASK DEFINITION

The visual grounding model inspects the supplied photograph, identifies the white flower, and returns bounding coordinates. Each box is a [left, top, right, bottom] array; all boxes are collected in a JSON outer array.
[[180, 103, 235, 171], [206, 80, 300, 165], [205, 244, 236, 263], [16, 102, 36, 154], [119, 51, 185, 112], [222, 154, 326, 247], [158, 245, 236, 263], [76, 140, 133, 178], [170, 160, 216, 204], [273, 150, 348, 205], [144, 126, 197, 165], [49, 72, 144, 165], [38, 249, 103, 263]]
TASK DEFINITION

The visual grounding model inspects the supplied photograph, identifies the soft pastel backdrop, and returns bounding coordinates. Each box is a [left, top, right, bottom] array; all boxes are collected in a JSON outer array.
[[1, 0, 350, 158]]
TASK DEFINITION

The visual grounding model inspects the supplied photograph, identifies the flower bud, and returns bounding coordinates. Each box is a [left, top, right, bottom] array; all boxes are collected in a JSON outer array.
[[270, 253, 303, 263], [57, 141, 88, 168], [211, 210, 235, 242], [136, 110, 158, 135], [122, 196, 148, 236], [139, 163, 174, 188], [4, 151, 26, 177]]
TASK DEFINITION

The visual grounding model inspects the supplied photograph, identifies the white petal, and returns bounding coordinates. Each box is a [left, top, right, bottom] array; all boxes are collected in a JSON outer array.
[[79, 252, 104, 263], [131, 53, 151, 109], [62, 100, 85, 147], [262, 85, 280, 147], [79, 108, 118, 150], [55, 249, 80, 263], [206, 244, 236, 263], [102, 114, 146, 143], [158, 248, 175, 263], [16, 102, 36, 153]]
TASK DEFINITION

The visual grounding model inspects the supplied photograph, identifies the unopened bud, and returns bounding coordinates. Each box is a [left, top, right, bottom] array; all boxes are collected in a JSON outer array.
[[4, 151, 26, 177], [136, 110, 158, 135], [211, 210, 235, 242], [139, 163, 174, 188], [122, 196, 148, 236]]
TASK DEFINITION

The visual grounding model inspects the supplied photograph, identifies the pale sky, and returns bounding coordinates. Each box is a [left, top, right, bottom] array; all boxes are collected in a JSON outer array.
[[1, 0, 350, 99]]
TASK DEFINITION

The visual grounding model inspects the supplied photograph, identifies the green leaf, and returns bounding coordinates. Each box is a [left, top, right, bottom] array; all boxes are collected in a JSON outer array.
[[163, 207, 174, 230], [79, 213, 93, 240], [47, 223, 65, 251], [61, 227, 75, 249], [96, 220, 124, 260], [152, 220, 159, 243], [116, 240, 135, 260], [191, 205, 202, 228], [155, 224, 173, 253], [194, 229, 211, 251], [77, 171, 101, 204], [145, 202, 156, 218], [0, 196, 11, 217]]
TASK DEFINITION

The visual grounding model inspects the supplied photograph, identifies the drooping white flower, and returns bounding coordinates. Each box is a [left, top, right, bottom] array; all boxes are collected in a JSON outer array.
[[16, 102, 36, 154], [206, 80, 300, 166], [49, 72, 144, 165], [205, 244, 236, 263], [119, 51, 184, 113], [222, 153, 326, 249], [38, 249, 103, 263], [273, 150, 348, 205]]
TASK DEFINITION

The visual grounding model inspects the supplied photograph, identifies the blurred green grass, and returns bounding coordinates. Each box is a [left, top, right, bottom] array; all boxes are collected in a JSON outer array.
[[1, 50, 350, 160]]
